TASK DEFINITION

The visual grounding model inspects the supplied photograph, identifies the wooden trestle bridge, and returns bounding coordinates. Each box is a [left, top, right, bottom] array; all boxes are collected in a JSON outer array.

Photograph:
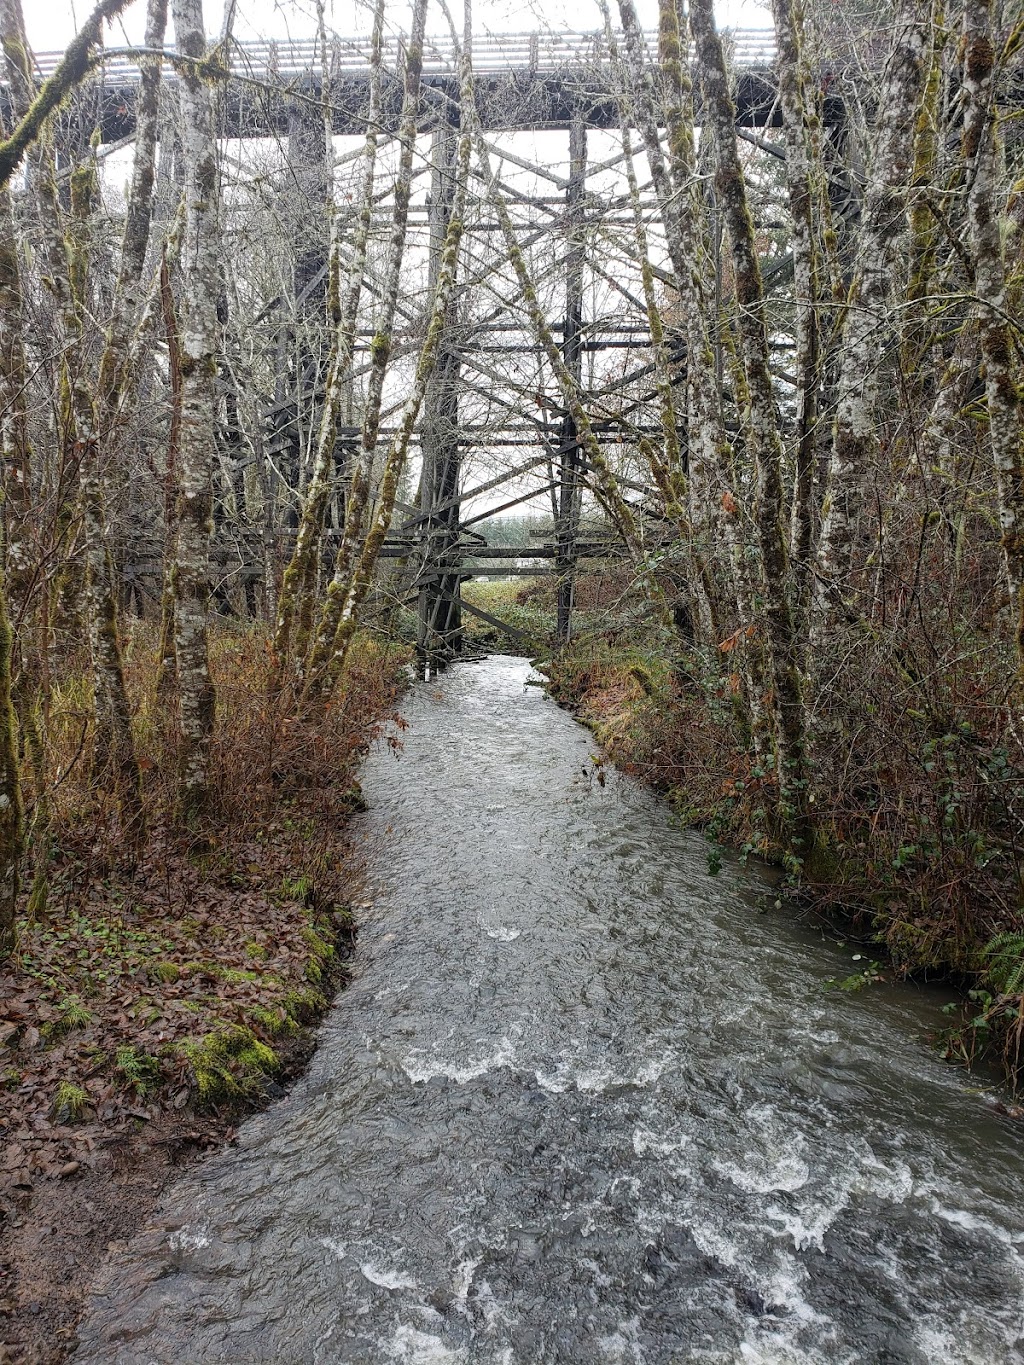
[[20, 25, 838, 669]]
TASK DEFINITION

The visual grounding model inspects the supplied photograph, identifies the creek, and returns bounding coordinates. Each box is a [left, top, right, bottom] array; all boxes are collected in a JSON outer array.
[[75, 655, 1024, 1363]]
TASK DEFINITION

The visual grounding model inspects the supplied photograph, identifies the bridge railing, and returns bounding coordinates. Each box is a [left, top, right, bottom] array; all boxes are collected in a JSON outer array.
[[24, 27, 777, 87]]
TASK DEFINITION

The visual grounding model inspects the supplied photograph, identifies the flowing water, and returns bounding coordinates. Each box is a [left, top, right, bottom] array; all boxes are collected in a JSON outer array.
[[76, 655, 1024, 1364]]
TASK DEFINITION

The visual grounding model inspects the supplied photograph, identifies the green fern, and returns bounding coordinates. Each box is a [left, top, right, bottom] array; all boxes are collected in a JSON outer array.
[[114, 1046, 161, 1095], [983, 932, 1024, 995]]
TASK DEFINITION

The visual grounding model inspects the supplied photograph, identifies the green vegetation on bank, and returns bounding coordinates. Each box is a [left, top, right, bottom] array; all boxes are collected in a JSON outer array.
[[1, 628, 409, 1182]]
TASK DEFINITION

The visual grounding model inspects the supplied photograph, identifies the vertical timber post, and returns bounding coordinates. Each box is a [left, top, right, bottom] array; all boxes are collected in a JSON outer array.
[[417, 99, 462, 677], [556, 106, 586, 647]]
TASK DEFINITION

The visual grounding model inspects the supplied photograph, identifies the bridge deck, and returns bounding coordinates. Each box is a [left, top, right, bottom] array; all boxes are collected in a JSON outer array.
[[18, 28, 791, 137], [30, 27, 777, 83]]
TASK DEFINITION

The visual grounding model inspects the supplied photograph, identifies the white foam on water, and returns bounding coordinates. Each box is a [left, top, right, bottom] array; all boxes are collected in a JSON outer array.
[[763, 1201, 837, 1252], [736, 1342, 851, 1365], [749, 1142, 915, 1254], [167, 1224, 211, 1253], [852, 1151, 914, 1204], [468, 1276, 507, 1332], [451, 1255, 482, 1310], [634, 1051, 674, 1085], [484, 927, 522, 942], [688, 1221, 741, 1270], [928, 1195, 1024, 1259], [686, 1213, 831, 1344], [912, 1318, 1023, 1365], [731, 1261, 842, 1365], [577, 1064, 616, 1092], [384, 1325, 469, 1363], [632, 1125, 691, 1157], [534, 1067, 570, 1093], [536, 1048, 674, 1095], [321, 1237, 348, 1262], [597, 1315, 647, 1362], [401, 1036, 516, 1084], [361, 1260, 419, 1291], [715, 1152, 809, 1195]]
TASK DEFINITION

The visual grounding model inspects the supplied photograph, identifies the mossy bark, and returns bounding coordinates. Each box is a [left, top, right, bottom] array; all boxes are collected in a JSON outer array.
[[155, 245, 183, 705], [770, 0, 821, 624], [272, 0, 385, 680], [170, 0, 221, 814], [0, 567, 22, 959], [303, 0, 429, 689], [961, 0, 1024, 684], [0, 0, 135, 190], [1, 0, 142, 829], [811, 3, 929, 627], [690, 0, 810, 843]]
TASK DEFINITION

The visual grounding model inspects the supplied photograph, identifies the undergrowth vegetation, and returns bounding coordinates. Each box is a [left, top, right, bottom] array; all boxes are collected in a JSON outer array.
[[459, 572, 645, 655], [0, 627, 408, 1187]]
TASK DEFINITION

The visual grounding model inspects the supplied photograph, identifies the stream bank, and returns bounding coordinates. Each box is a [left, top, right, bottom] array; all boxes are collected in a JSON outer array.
[[542, 638, 1024, 1093], [0, 635, 409, 1364]]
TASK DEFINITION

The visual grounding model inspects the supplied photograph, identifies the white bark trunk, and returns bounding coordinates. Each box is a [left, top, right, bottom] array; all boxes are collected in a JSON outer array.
[[170, 0, 220, 810]]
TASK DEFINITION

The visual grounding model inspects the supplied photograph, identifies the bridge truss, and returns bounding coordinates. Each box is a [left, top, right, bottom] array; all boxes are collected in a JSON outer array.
[[27, 23, 824, 670]]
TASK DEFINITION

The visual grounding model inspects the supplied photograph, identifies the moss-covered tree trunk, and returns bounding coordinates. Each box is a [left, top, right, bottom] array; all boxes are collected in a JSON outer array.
[[811, 3, 929, 626], [0, 0, 135, 191], [690, 0, 810, 842], [612, 0, 690, 292], [961, 0, 1024, 681], [2, 0, 144, 829], [0, 566, 21, 958], [97, 0, 167, 423], [155, 243, 183, 704], [0, 69, 24, 949], [771, 0, 820, 622], [272, 0, 384, 678], [303, 0, 429, 688]]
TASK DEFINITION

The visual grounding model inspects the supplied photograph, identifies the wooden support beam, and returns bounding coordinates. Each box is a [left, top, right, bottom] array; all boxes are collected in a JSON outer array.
[[447, 594, 535, 643]]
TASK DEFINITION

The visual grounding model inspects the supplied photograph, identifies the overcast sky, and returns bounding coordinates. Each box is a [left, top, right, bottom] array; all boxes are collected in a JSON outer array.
[[27, 0, 769, 56]]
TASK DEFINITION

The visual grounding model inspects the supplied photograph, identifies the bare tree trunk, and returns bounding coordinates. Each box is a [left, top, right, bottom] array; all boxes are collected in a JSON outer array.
[[170, 0, 220, 813]]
